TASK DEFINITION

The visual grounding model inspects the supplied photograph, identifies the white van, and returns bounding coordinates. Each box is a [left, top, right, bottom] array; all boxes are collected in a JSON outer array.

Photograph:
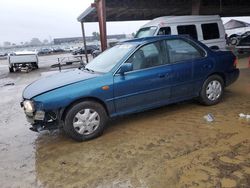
[[135, 15, 226, 49]]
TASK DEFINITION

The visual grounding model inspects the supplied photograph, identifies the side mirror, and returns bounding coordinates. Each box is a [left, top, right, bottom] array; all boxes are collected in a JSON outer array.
[[119, 63, 133, 75]]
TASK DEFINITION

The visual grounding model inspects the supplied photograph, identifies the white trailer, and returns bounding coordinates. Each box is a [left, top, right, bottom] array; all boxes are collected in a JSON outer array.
[[8, 51, 39, 73]]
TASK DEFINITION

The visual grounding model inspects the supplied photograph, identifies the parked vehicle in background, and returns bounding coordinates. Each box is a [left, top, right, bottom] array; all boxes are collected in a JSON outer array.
[[21, 35, 239, 141], [72, 45, 99, 55], [135, 15, 226, 50], [228, 31, 250, 46], [38, 48, 53, 55], [91, 49, 102, 58], [0, 52, 7, 59], [52, 47, 65, 53], [8, 51, 39, 72]]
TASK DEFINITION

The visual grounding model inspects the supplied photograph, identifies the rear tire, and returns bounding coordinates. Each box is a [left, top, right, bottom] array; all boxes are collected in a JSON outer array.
[[63, 101, 108, 141], [199, 75, 224, 106], [9, 66, 14, 73], [32, 62, 39, 69]]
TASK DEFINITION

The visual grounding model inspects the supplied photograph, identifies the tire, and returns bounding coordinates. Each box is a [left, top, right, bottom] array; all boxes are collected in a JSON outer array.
[[32, 62, 39, 69], [199, 75, 224, 106], [63, 101, 108, 141], [9, 66, 14, 73], [230, 37, 239, 46]]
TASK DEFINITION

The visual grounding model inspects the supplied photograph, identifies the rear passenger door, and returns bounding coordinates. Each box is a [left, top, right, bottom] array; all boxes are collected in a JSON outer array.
[[165, 38, 206, 99]]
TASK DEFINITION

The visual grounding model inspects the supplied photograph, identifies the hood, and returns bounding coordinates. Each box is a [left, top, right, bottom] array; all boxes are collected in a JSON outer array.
[[23, 69, 99, 99]]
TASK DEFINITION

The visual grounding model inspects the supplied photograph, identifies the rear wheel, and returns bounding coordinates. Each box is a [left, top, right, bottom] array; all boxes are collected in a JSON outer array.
[[32, 62, 39, 69], [63, 101, 108, 141], [199, 75, 224, 105], [9, 66, 14, 73]]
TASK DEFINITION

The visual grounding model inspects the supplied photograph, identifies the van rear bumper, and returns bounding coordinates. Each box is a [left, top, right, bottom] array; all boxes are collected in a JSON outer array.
[[225, 68, 240, 87]]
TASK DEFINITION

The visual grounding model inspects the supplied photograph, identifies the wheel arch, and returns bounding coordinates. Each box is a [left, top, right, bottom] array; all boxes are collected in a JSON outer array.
[[61, 97, 110, 121], [206, 72, 225, 85]]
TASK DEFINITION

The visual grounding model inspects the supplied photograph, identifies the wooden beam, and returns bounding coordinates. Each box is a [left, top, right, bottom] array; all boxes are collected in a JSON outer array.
[[192, 0, 200, 15], [80, 22, 89, 63], [96, 0, 107, 51]]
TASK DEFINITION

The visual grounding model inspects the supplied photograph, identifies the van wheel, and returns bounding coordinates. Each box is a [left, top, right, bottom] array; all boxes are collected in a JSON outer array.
[[63, 101, 108, 141], [199, 75, 224, 106], [9, 66, 14, 73]]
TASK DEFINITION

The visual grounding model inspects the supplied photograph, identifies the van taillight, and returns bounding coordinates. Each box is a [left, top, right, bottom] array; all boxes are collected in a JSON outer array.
[[233, 58, 238, 68]]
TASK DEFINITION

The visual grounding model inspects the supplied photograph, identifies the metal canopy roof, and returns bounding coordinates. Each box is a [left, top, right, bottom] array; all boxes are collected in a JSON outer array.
[[78, 0, 250, 22]]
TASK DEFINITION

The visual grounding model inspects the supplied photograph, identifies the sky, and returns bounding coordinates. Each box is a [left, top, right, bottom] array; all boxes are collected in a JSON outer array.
[[0, 0, 249, 45]]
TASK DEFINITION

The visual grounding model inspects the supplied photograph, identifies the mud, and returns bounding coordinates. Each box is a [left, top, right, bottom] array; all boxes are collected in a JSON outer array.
[[0, 56, 249, 188]]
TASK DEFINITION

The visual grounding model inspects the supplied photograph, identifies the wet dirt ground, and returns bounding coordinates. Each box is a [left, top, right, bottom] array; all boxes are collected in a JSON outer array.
[[0, 55, 249, 188]]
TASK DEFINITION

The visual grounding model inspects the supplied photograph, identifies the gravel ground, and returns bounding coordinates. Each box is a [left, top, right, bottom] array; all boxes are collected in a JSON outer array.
[[0, 54, 249, 188]]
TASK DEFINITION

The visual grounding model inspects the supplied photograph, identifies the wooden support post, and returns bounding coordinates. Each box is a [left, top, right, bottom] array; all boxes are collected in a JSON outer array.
[[96, 0, 107, 51], [81, 21, 89, 63], [192, 0, 201, 15]]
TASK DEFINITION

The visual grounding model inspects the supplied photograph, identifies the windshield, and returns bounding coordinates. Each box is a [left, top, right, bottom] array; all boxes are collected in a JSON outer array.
[[135, 26, 157, 38], [85, 44, 135, 73]]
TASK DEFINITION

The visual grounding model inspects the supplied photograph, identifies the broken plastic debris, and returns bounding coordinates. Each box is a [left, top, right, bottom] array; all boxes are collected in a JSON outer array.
[[3, 83, 15, 86], [239, 113, 246, 118], [239, 113, 250, 120], [1, 82, 15, 87], [204, 113, 214, 122]]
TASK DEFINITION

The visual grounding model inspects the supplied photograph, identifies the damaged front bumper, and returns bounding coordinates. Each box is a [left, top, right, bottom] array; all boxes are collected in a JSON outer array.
[[21, 101, 62, 132]]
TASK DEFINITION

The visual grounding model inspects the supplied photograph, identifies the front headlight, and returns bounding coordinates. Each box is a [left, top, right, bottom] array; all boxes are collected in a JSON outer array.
[[23, 100, 35, 113]]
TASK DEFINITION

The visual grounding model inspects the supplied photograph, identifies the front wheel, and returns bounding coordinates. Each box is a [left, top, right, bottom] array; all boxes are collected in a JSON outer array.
[[199, 75, 224, 106], [63, 101, 108, 141]]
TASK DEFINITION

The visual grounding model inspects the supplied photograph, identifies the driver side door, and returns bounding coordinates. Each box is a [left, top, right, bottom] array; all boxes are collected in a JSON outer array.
[[113, 41, 172, 115]]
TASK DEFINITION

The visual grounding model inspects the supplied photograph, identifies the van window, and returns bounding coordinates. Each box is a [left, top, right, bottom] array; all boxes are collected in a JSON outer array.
[[135, 27, 157, 38], [158, 27, 171, 35], [166, 39, 203, 63], [201, 23, 220, 40], [177, 25, 198, 40]]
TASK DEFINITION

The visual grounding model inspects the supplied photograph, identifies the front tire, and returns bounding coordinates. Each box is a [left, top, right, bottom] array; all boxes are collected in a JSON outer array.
[[199, 75, 224, 106], [63, 101, 108, 141]]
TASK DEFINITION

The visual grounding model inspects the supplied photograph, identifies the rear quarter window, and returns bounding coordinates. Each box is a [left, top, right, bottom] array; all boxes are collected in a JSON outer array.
[[166, 39, 205, 63], [201, 23, 220, 40]]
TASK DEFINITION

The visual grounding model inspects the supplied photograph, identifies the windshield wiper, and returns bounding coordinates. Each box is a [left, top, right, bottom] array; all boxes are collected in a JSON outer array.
[[83, 67, 95, 73]]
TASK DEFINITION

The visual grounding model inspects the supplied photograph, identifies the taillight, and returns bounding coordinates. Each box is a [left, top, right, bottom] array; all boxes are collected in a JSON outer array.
[[233, 58, 238, 68]]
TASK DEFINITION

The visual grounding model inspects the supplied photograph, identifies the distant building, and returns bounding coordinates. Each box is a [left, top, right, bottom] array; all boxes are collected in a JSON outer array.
[[53, 34, 126, 45]]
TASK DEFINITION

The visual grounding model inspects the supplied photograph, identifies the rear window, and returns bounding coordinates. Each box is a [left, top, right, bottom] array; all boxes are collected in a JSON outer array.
[[177, 25, 198, 40], [201, 23, 220, 40]]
